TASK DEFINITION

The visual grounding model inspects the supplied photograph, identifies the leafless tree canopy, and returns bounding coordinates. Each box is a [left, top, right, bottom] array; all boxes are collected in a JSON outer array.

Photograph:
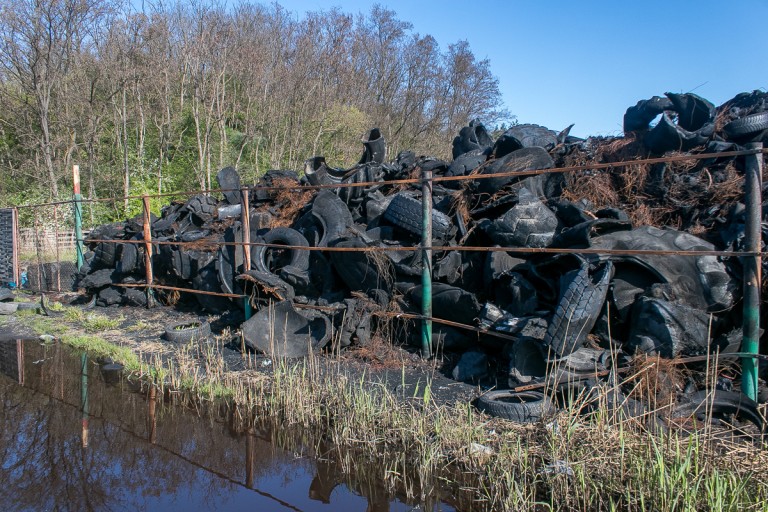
[[0, 0, 507, 212]]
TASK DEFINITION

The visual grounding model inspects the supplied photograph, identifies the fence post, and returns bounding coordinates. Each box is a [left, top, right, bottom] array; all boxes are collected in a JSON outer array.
[[80, 352, 89, 449], [742, 142, 763, 401], [73, 165, 84, 271], [421, 166, 433, 358], [241, 187, 252, 320], [54, 204, 61, 292], [12, 208, 20, 289], [142, 195, 154, 308]]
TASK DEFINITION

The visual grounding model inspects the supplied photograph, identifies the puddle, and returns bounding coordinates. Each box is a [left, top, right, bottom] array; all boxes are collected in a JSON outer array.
[[0, 339, 467, 511]]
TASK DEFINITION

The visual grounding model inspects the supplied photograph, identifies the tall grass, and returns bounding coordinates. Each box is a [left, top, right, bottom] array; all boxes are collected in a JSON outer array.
[[12, 301, 768, 511]]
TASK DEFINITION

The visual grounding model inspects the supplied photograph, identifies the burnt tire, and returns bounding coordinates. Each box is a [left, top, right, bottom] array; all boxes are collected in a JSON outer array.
[[723, 111, 768, 139], [253, 227, 310, 275], [476, 390, 556, 423], [544, 261, 613, 358], [164, 320, 211, 343], [384, 193, 454, 240]]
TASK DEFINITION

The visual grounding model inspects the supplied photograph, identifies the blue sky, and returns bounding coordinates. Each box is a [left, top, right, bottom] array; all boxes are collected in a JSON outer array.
[[276, 0, 768, 137]]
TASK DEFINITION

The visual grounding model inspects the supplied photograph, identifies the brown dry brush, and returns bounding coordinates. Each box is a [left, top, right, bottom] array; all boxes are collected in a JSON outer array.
[[264, 178, 314, 228], [559, 140, 748, 241]]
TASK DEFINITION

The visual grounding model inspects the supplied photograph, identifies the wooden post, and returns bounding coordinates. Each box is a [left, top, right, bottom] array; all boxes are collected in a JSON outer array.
[[245, 429, 255, 488], [142, 196, 154, 307], [148, 386, 157, 444], [73, 165, 84, 271], [241, 187, 252, 319]]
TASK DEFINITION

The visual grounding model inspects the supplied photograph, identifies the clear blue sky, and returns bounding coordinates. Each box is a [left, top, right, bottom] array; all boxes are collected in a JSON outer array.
[[276, 0, 768, 138]]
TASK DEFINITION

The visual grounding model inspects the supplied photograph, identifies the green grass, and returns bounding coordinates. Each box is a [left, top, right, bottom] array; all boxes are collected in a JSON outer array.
[[62, 306, 123, 332], [60, 334, 140, 371]]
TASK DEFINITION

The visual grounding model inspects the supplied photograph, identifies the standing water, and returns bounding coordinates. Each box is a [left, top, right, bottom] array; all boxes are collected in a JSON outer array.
[[0, 339, 464, 511]]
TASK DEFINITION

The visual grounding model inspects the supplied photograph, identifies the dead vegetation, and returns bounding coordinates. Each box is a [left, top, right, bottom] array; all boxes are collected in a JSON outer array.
[[262, 178, 314, 228]]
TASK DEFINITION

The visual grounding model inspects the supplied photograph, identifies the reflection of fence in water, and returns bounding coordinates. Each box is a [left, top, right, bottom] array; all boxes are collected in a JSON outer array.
[[0, 340, 22, 383]]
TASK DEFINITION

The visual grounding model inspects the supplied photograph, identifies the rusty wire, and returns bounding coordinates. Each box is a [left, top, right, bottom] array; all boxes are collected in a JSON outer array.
[[14, 147, 768, 209], [81, 237, 760, 258]]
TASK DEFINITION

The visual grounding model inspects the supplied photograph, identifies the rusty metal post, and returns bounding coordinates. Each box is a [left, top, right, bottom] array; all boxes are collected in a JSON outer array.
[[421, 166, 433, 358], [148, 386, 157, 444], [241, 187, 252, 320], [742, 142, 763, 401], [142, 196, 154, 307], [80, 352, 90, 449]]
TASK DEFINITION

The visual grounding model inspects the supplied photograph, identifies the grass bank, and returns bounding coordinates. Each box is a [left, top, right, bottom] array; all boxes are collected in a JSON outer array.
[[2, 304, 767, 511]]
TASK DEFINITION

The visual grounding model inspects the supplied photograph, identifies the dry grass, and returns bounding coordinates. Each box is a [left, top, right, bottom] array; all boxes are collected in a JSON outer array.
[[263, 177, 313, 228], [561, 169, 620, 208], [626, 355, 685, 411], [594, 133, 645, 163]]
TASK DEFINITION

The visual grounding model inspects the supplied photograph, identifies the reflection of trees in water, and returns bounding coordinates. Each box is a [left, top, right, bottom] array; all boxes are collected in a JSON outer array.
[[0, 341, 472, 511], [0, 342, 264, 511]]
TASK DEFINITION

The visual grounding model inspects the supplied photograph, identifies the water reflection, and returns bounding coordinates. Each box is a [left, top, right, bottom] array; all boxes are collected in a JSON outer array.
[[0, 340, 464, 511]]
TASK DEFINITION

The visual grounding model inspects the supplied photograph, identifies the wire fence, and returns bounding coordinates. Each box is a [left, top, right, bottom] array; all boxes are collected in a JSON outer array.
[[4, 146, 766, 345]]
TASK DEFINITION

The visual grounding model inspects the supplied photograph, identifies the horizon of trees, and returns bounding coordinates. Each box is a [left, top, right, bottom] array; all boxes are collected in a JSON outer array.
[[0, 0, 508, 220]]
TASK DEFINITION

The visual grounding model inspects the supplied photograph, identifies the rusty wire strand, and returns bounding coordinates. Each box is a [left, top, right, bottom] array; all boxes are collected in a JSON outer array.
[[80, 237, 760, 258], [14, 147, 768, 209]]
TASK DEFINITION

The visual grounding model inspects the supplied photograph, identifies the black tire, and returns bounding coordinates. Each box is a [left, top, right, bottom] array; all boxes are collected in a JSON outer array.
[[86, 294, 97, 308], [15, 300, 39, 311], [40, 293, 63, 317], [253, 227, 310, 274], [723, 111, 768, 139], [216, 166, 241, 205], [384, 193, 454, 240], [94, 241, 117, 269], [476, 390, 556, 423], [673, 390, 764, 433], [217, 223, 243, 296], [329, 237, 393, 293], [192, 262, 230, 313], [165, 320, 211, 343], [544, 261, 613, 358], [117, 243, 138, 273], [310, 190, 353, 247]]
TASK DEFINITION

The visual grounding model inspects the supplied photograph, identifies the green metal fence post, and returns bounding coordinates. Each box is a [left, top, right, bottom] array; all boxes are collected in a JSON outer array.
[[73, 165, 84, 271], [742, 142, 763, 401], [421, 166, 433, 358]]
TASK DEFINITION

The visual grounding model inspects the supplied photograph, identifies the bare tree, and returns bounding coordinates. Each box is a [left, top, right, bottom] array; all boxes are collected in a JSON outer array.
[[0, 0, 113, 199]]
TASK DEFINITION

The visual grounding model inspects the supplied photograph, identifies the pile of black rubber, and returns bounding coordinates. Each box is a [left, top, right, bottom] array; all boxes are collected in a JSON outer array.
[[76, 90, 768, 394]]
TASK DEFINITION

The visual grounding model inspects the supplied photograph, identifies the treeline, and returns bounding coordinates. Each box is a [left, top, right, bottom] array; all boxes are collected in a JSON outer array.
[[0, 0, 506, 217]]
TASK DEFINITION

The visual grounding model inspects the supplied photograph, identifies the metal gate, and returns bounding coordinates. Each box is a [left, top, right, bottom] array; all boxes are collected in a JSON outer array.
[[0, 208, 19, 288]]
